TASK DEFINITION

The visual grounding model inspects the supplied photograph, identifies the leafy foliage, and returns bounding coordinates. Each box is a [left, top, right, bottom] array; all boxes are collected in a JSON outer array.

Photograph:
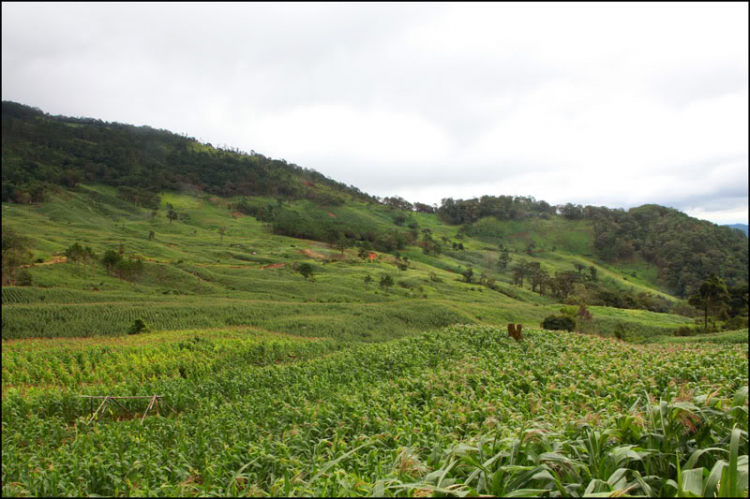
[[1, 101, 376, 205], [542, 315, 577, 332], [2, 325, 747, 497]]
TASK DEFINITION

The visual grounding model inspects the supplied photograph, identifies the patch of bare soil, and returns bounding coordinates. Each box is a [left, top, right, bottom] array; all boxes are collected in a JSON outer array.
[[262, 263, 285, 270], [299, 248, 327, 260], [21, 256, 67, 268]]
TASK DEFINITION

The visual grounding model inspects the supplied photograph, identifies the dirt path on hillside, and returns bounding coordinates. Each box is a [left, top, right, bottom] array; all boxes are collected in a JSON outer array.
[[262, 263, 286, 269], [20, 256, 67, 268], [299, 248, 327, 259]]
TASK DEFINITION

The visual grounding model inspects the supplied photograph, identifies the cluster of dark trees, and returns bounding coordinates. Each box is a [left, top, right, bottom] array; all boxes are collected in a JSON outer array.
[[436, 196, 747, 299], [1, 101, 375, 206], [382, 195, 436, 214], [686, 274, 748, 331], [589, 205, 748, 297], [437, 195, 556, 225]]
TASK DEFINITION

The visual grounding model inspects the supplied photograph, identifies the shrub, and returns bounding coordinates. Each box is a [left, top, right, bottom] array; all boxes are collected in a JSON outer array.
[[613, 322, 627, 340], [297, 263, 315, 281], [16, 270, 33, 287], [559, 306, 577, 318], [127, 319, 149, 335], [673, 325, 695, 337], [723, 316, 749, 331], [541, 315, 576, 332]]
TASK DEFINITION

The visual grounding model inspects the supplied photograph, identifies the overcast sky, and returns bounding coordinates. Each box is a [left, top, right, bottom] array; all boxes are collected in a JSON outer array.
[[2, 3, 748, 224]]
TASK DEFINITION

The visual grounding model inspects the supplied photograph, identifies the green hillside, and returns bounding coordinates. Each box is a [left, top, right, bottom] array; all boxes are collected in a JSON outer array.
[[2, 102, 748, 498], [3, 183, 708, 342]]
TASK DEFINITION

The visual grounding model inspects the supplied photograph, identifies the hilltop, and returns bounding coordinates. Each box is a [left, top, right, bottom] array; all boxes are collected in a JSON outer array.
[[726, 223, 749, 237]]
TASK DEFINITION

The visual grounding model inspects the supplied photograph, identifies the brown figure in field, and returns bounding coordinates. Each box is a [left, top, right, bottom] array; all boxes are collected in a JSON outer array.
[[515, 324, 523, 341], [508, 323, 516, 339]]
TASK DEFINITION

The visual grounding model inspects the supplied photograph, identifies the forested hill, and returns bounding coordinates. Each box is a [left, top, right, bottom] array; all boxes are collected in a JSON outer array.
[[2, 100, 747, 298], [725, 224, 749, 237], [1, 101, 375, 206]]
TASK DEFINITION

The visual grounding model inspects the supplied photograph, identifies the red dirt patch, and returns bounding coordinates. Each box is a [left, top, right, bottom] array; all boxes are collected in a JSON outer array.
[[327, 212, 337, 218], [262, 263, 285, 270], [231, 211, 245, 218]]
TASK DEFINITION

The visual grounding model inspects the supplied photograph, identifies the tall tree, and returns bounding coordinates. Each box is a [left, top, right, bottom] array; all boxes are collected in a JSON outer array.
[[688, 274, 730, 331], [2, 227, 32, 286], [497, 249, 512, 271], [589, 266, 598, 282], [64, 243, 84, 277]]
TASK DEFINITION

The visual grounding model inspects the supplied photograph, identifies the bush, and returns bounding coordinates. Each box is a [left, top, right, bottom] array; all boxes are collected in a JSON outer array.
[[297, 263, 315, 281], [559, 306, 577, 318], [673, 325, 695, 337], [613, 322, 627, 340], [723, 316, 749, 331], [127, 319, 149, 335], [16, 270, 33, 287], [541, 315, 576, 332]]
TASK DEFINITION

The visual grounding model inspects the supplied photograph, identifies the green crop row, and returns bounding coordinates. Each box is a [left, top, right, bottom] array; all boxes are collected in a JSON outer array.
[[2, 325, 747, 497], [1, 299, 473, 341], [2, 328, 341, 389]]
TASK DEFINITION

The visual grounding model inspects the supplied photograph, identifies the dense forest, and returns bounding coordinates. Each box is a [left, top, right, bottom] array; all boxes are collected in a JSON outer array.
[[1, 101, 375, 206], [434, 196, 748, 298], [2, 100, 746, 298]]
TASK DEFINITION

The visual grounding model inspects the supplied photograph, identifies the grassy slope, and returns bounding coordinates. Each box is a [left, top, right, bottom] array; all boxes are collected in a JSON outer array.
[[2, 185, 692, 341]]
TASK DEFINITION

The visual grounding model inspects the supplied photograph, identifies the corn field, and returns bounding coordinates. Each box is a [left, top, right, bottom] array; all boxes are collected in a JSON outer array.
[[2, 325, 747, 496]]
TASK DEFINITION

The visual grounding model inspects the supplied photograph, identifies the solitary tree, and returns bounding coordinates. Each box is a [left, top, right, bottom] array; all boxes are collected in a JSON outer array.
[[688, 274, 730, 331], [576, 303, 593, 332], [589, 266, 598, 282], [335, 234, 349, 255], [364, 273, 373, 286], [2, 227, 32, 286], [497, 249, 512, 271], [219, 226, 226, 242], [574, 263, 586, 275], [148, 230, 155, 241], [167, 209, 178, 224], [511, 261, 528, 287], [65, 242, 84, 277], [358, 247, 370, 261], [102, 250, 122, 276], [462, 267, 474, 283], [531, 267, 550, 296], [297, 263, 315, 281], [379, 274, 394, 295]]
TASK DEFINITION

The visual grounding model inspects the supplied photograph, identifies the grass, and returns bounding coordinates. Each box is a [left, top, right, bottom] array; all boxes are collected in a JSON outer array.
[[650, 328, 750, 345], [2, 186, 696, 344]]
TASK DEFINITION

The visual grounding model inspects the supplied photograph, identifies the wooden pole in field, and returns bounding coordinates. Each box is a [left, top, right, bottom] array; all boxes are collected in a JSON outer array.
[[79, 395, 175, 422]]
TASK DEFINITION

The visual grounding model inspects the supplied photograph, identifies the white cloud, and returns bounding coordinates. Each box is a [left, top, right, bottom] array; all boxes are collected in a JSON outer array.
[[2, 2, 747, 224]]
